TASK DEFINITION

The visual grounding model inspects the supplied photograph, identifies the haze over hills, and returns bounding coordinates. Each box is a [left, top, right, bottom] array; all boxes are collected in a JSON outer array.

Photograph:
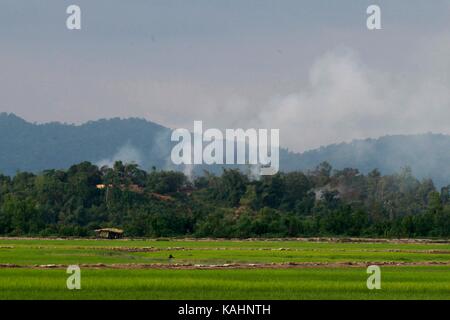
[[1, 112, 450, 187], [0, 113, 172, 175], [281, 133, 450, 188]]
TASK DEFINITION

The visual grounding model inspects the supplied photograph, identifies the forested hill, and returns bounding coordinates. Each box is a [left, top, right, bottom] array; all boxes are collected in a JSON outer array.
[[0, 113, 172, 175], [282, 133, 450, 188], [0, 162, 448, 237], [2, 113, 450, 187]]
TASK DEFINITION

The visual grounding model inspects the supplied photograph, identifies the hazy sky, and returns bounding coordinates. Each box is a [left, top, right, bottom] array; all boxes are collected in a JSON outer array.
[[2, 0, 450, 151]]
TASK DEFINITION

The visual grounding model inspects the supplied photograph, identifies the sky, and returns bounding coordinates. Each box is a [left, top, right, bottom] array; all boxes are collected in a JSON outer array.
[[2, 0, 450, 152]]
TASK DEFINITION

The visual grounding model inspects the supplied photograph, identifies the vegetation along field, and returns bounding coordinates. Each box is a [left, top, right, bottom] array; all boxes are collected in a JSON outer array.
[[0, 238, 449, 299]]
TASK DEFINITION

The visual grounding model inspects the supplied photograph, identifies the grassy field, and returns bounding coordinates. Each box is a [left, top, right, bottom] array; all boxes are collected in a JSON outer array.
[[0, 238, 449, 299]]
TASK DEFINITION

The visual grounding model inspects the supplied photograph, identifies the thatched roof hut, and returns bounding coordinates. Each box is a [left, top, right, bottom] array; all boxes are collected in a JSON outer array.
[[95, 228, 124, 239]]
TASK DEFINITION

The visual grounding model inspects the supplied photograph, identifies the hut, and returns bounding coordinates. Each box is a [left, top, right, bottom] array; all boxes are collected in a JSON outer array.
[[95, 228, 124, 239]]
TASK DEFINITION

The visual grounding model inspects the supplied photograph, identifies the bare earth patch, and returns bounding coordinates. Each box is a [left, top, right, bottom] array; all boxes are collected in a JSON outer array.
[[0, 236, 449, 244], [1, 261, 449, 270]]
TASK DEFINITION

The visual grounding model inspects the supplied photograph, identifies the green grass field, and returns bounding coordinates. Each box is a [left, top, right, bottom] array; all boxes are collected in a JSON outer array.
[[0, 238, 449, 299]]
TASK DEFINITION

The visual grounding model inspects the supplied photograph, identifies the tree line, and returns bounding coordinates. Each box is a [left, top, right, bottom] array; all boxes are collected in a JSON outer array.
[[0, 161, 448, 238]]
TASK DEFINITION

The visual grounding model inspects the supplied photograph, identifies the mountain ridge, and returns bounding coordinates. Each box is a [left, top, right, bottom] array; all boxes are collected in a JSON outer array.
[[1, 112, 450, 187]]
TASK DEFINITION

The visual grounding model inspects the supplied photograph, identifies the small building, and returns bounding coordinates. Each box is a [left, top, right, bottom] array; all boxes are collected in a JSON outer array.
[[96, 184, 144, 193], [95, 228, 124, 239]]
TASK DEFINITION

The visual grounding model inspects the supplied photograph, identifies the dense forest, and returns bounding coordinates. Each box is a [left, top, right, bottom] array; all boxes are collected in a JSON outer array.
[[0, 161, 449, 238]]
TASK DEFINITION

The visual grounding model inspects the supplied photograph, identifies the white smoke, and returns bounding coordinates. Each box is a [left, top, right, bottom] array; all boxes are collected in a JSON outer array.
[[237, 39, 450, 152], [106, 38, 450, 154], [183, 164, 195, 181], [96, 142, 143, 168]]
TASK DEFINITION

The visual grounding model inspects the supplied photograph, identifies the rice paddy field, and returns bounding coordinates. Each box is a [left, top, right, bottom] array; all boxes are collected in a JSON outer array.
[[0, 238, 449, 300]]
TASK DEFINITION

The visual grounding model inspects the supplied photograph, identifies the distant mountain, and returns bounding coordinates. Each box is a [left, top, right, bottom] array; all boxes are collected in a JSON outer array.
[[1, 113, 450, 187], [281, 133, 450, 188], [0, 113, 172, 175]]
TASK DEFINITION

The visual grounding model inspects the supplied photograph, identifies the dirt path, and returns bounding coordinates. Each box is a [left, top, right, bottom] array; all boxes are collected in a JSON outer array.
[[3, 244, 449, 254], [1, 261, 449, 270], [0, 236, 449, 244]]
